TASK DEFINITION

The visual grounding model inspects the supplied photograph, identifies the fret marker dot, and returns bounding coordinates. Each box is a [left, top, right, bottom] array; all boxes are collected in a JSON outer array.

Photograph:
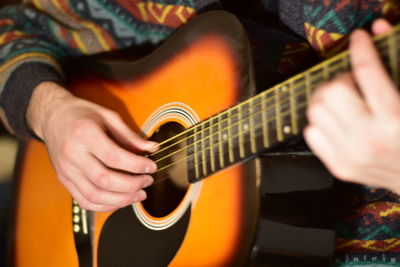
[[243, 123, 249, 131], [223, 134, 228, 140], [281, 86, 288, 92], [283, 125, 291, 134], [73, 206, 80, 214], [74, 224, 80, 233], [73, 215, 80, 223]]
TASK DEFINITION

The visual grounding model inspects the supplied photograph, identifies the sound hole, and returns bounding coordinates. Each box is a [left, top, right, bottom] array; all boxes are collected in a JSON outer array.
[[142, 122, 189, 217]]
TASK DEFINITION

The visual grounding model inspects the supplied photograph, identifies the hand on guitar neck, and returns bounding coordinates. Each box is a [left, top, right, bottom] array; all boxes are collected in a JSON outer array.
[[26, 81, 158, 212], [305, 19, 400, 195]]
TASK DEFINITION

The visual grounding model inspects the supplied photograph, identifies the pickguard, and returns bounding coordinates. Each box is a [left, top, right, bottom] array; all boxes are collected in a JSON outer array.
[[98, 205, 191, 267]]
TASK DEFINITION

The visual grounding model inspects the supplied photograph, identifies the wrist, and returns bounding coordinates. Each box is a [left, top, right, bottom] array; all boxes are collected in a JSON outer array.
[[26, 81, 74, 140]]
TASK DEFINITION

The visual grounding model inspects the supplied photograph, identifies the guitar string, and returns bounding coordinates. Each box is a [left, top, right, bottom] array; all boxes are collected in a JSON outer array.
[[145, 32, 395, 161], [151, 54, 358, 166], [153, 101, 307, 182], [146, 81, 308, 158], [139, 27, 399, 186], [151, 86, 310, 166], [147, 56, 348, 160], [149, 51, 358, 166], [148, 61, 346, 159], [150, 100, 310, 185], [147, 35, 399, 185]]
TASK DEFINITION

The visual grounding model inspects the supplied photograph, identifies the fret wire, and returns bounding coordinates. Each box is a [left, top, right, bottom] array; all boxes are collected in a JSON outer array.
[[238, 105, 245, 158], [310, 69, 324, 90], [275, 86, 283, 141], [290, 80, 298, 134], [186, 130, 195, 181], [261, 92, 269, 148], [209, 117, 216, 172], [218, 113, 224, 168], [201, 122, 207, 176], [228, 109, 234, 163], [280, 85, 291, 135], [249, 98, 257, 153], [193, 128, 200, 179]]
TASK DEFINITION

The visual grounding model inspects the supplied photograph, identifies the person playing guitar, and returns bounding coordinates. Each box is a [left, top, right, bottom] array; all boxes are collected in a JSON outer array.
[[1, 0, 400, 266]]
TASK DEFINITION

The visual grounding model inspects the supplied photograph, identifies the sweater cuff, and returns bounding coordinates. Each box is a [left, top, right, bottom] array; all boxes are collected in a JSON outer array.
[[0, 62, 65, 140]]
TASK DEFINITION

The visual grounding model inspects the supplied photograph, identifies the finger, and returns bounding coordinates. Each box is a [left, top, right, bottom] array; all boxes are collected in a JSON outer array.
[[307, 98, 347, 145], [58, 175, 117, 212], [78, 154, 154, 193], [86, 125, 157, 174], [323, 72, 370, 123], [314, 73, 370, 125], [372, 19, 392, 36], [303, 126, 349, 180], [102, 111, 159, 153], [58, 162, 147, 207], [349, 30, 399, 117]]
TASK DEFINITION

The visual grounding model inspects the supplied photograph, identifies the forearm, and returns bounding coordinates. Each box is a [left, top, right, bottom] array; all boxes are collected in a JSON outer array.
[[26, 81, 74, 140], [0, 62, 64, 139]]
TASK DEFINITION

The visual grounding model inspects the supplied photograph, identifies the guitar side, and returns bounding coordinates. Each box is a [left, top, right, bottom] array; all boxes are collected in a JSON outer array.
[[13, 11, 260, 267]]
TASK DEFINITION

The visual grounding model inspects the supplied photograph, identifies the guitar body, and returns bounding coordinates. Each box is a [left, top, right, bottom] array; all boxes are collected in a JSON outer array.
[[13, 11, 260, 266]]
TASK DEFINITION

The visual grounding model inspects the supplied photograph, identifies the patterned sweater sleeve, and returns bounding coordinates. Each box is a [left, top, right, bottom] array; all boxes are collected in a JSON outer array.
[[0, 0, 216, 139], [279, 0, 400, 58]]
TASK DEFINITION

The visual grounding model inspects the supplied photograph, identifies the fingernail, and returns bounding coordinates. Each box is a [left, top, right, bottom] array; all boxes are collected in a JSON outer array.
[[351, 30, 365, 42], [143, 177, 154, 188], [134, 191, 146, 202], [145, 141, 158, 152], [145, 162, 157, 173]]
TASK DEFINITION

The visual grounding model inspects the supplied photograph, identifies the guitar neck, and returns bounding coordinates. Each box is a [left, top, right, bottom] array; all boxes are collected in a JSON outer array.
[[178, 25, 400, 183]]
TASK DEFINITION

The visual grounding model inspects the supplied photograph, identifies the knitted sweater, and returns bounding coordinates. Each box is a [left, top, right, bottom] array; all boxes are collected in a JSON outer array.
[[0, 0, 398, 138], [0, 0, 216, 138]]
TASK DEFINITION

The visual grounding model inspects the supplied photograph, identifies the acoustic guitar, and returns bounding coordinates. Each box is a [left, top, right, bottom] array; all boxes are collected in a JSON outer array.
[[12, 10, 400, 267]]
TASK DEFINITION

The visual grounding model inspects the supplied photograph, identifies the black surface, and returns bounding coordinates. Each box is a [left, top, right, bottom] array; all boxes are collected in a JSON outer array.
[[98, 206, 190, 267]]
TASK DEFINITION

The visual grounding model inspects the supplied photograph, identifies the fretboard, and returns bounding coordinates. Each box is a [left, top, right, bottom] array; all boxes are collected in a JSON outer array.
[[157, 25, 400, 184]]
